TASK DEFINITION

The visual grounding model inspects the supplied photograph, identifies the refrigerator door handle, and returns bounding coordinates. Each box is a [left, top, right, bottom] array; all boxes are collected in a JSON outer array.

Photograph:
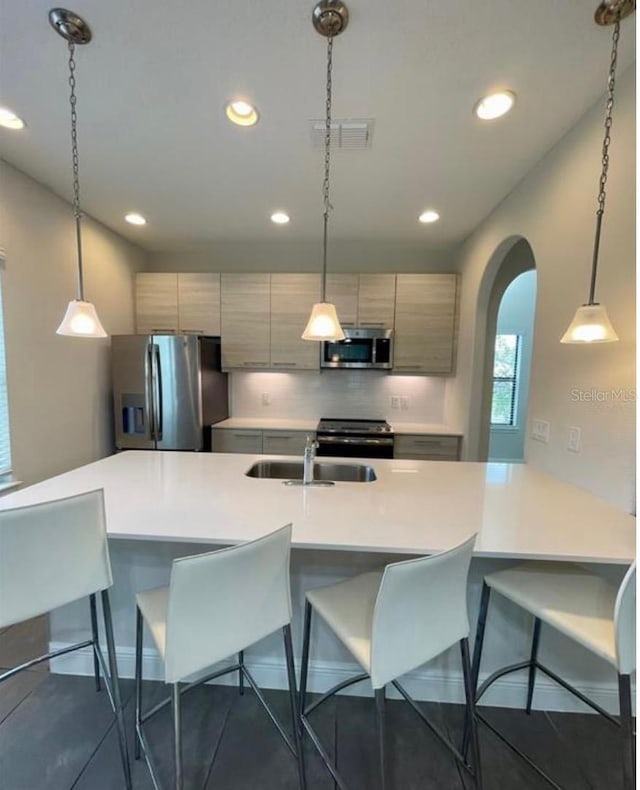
[[146, 343, 156, 441], [154, 345, 163, 440]]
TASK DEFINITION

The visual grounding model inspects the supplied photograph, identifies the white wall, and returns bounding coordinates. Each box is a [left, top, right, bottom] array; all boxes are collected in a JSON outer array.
[[446, 67, 635, 511], [148, 239, 456, 274], [230, 370, 446, 424], [489, 270, 537, 461], [0, 162, 146, 485]]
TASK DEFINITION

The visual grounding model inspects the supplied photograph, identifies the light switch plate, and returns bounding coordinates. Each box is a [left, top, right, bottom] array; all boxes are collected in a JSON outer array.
[[568, 426, 581, 453], [400, 396, 410, 411], [531, 419, 550, 443], [261, 392, 271, 406], [391, 396, 401, 410]]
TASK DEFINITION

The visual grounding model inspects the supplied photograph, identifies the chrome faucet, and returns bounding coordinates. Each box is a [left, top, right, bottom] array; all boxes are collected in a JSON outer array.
[[303, 434, 318, 485]]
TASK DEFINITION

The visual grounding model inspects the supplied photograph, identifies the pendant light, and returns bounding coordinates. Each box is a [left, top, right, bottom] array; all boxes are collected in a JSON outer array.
[[561, 0, 634, 344], [302, 0, 348, 342], [50, 8, 107, 339]]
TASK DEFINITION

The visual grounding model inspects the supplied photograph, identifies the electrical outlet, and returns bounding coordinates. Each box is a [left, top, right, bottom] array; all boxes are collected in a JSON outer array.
[[568, 426, 581, 453], [400, 396, 410, 411], [391, 396, 401, 410], [261, 392, 271, 406], [531, 419, 551, 443]]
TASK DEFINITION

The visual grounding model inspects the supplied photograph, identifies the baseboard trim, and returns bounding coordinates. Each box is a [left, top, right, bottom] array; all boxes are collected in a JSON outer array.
[[48, 641, 629, 715]]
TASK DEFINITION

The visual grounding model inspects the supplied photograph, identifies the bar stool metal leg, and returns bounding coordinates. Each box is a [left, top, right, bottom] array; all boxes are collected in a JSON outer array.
[[525, 618, 541, 715], [238, 650, 245, 696], [461, 638, 483, 790], [375, 686, 389, 790], [89, 594, 101, 692], [134, 605, 143, 761], [299, 600, 313, 730], [101, 590, 132, 790], [283, 625, 307, 790], [618, 673, 635, 790], [173, 683, 183, 790], [463, 582, 491, 758]]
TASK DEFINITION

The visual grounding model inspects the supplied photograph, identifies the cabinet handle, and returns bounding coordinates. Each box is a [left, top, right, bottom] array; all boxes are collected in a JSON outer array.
[[267, 436, 291, 440], [394, 365, 422, 370], [360, 321, 386, 326], [233, 433, 261, 439], [414, 440, 443, 446], [272, 362, 298, 367], [183, 329, 205, 334], [242, 361, 268, 367], [151, 328, 177, 334]]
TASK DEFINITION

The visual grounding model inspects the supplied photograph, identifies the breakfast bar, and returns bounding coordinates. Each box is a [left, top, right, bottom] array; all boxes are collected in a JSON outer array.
[[0, 451, 634, 712]]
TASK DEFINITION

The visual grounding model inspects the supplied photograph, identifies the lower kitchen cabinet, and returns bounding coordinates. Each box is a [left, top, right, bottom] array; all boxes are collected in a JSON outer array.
[[394, 434, 461, 461], [212, 428, 313, 455], [211, 429, 264, 454]]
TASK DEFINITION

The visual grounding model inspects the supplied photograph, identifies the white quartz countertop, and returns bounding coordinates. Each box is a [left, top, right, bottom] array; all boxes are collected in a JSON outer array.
[[1, 452, 634, 564], [213, 418, 462, 436]]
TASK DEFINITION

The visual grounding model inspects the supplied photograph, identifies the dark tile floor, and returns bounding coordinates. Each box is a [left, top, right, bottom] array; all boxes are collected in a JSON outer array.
[[0, 617, 630, 789]]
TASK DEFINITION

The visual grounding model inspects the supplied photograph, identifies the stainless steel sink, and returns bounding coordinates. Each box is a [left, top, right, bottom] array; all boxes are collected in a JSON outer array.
[[245, 460, 377, 483]]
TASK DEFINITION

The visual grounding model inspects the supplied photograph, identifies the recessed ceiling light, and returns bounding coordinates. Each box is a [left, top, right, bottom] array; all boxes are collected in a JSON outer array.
[[125, 212, 147, 226], [418, 210, 440, 224], [225, 99, 259, 127], [271, 211, 290, 225], [0, 106, 25, 130], [474, 91, 516, 121]]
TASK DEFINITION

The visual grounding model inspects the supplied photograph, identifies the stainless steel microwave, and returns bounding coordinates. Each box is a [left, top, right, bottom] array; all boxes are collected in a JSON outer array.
[[321, 328, 393, 369]]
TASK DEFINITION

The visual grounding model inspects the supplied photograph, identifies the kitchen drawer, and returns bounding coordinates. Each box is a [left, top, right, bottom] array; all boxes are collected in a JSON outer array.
[[212, 429, 263, 454], [394, 434, 460, 461], [263, 431, 312, 456]]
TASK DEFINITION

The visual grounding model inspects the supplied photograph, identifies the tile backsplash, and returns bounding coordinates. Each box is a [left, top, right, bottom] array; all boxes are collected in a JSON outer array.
[[230, 371, 446, 423]]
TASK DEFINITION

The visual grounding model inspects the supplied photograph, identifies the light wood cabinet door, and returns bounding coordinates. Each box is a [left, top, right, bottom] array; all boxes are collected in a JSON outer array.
[[270, 274, 321, 370], [324, 274, 358, 327], [178, 273, 221, 335], [394, 434, 461, 461], [393, 274, 458, 374], [221, 273, 271, 369], [211, 429, 263, 453], [135, 273, 178, 334], [358, 274, 396, 329], [263, 430, 312, 455]]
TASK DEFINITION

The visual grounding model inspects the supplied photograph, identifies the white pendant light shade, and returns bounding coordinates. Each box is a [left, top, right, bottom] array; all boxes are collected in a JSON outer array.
[[302, 302, 345, 341], [56, 300, 107, 338], [560, 304, 619, 344]]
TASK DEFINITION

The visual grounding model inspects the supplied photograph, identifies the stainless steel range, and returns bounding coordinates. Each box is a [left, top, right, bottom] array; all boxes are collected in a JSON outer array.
[[316, 418, 394, 459]]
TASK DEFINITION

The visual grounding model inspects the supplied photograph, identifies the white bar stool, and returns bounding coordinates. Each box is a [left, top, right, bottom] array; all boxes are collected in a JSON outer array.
[[467, 561, 636, 789], [0, 489, 131, 789], [299, 534, 482, 790], [134, 523, 305, 790]]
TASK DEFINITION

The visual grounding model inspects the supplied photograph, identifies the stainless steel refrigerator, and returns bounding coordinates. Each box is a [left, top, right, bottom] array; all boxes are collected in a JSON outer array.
[[112, 335, 228, 451]]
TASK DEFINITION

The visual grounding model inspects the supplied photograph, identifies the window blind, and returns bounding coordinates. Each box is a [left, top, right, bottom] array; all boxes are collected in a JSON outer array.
[[0, 271, 12, 475]]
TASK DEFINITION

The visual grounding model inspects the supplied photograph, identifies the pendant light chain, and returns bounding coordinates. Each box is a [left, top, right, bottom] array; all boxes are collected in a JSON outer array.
[[321, 35, 334, 302], [588, 18, 620, 305], [67, 40, 85, 301]]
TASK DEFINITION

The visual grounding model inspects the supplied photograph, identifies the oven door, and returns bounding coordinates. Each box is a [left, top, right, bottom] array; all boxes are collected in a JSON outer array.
[[316, 435, 394, 459]]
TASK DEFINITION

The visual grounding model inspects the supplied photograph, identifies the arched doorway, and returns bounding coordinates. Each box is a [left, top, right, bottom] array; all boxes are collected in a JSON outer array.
[[487, 270, 537, 461], [474, 237, 537, 461]]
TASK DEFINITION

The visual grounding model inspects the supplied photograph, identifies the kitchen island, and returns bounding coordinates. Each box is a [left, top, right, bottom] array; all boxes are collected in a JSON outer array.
[[1, 451, 634, 711]]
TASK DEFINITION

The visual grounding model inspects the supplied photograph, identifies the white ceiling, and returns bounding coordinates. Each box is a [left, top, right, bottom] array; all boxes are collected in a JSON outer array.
[[0, 0, 635, 251]]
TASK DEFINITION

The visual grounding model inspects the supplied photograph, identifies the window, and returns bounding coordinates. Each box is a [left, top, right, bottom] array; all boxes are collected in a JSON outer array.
[[0, 263, 11, 476], [491, 334, 521, 427]]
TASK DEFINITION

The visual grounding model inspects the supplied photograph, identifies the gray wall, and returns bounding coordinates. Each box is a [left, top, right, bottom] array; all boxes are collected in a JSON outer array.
[[0, 162, 146, 485], [446, 67, 635, 511]]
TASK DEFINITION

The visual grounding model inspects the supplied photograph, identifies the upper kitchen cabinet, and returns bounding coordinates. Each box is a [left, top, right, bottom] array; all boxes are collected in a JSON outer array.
[[135, 272, 221, 335], [177, 273, 221, 335], [325, 274, 359, 326], [393, 274, 459, 374], [357, 274, 396, 328], [135, 273, 179, 333], [324, 273, 396, 328], [221, 273, 271, 370], [270, 274, 321, 370]]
